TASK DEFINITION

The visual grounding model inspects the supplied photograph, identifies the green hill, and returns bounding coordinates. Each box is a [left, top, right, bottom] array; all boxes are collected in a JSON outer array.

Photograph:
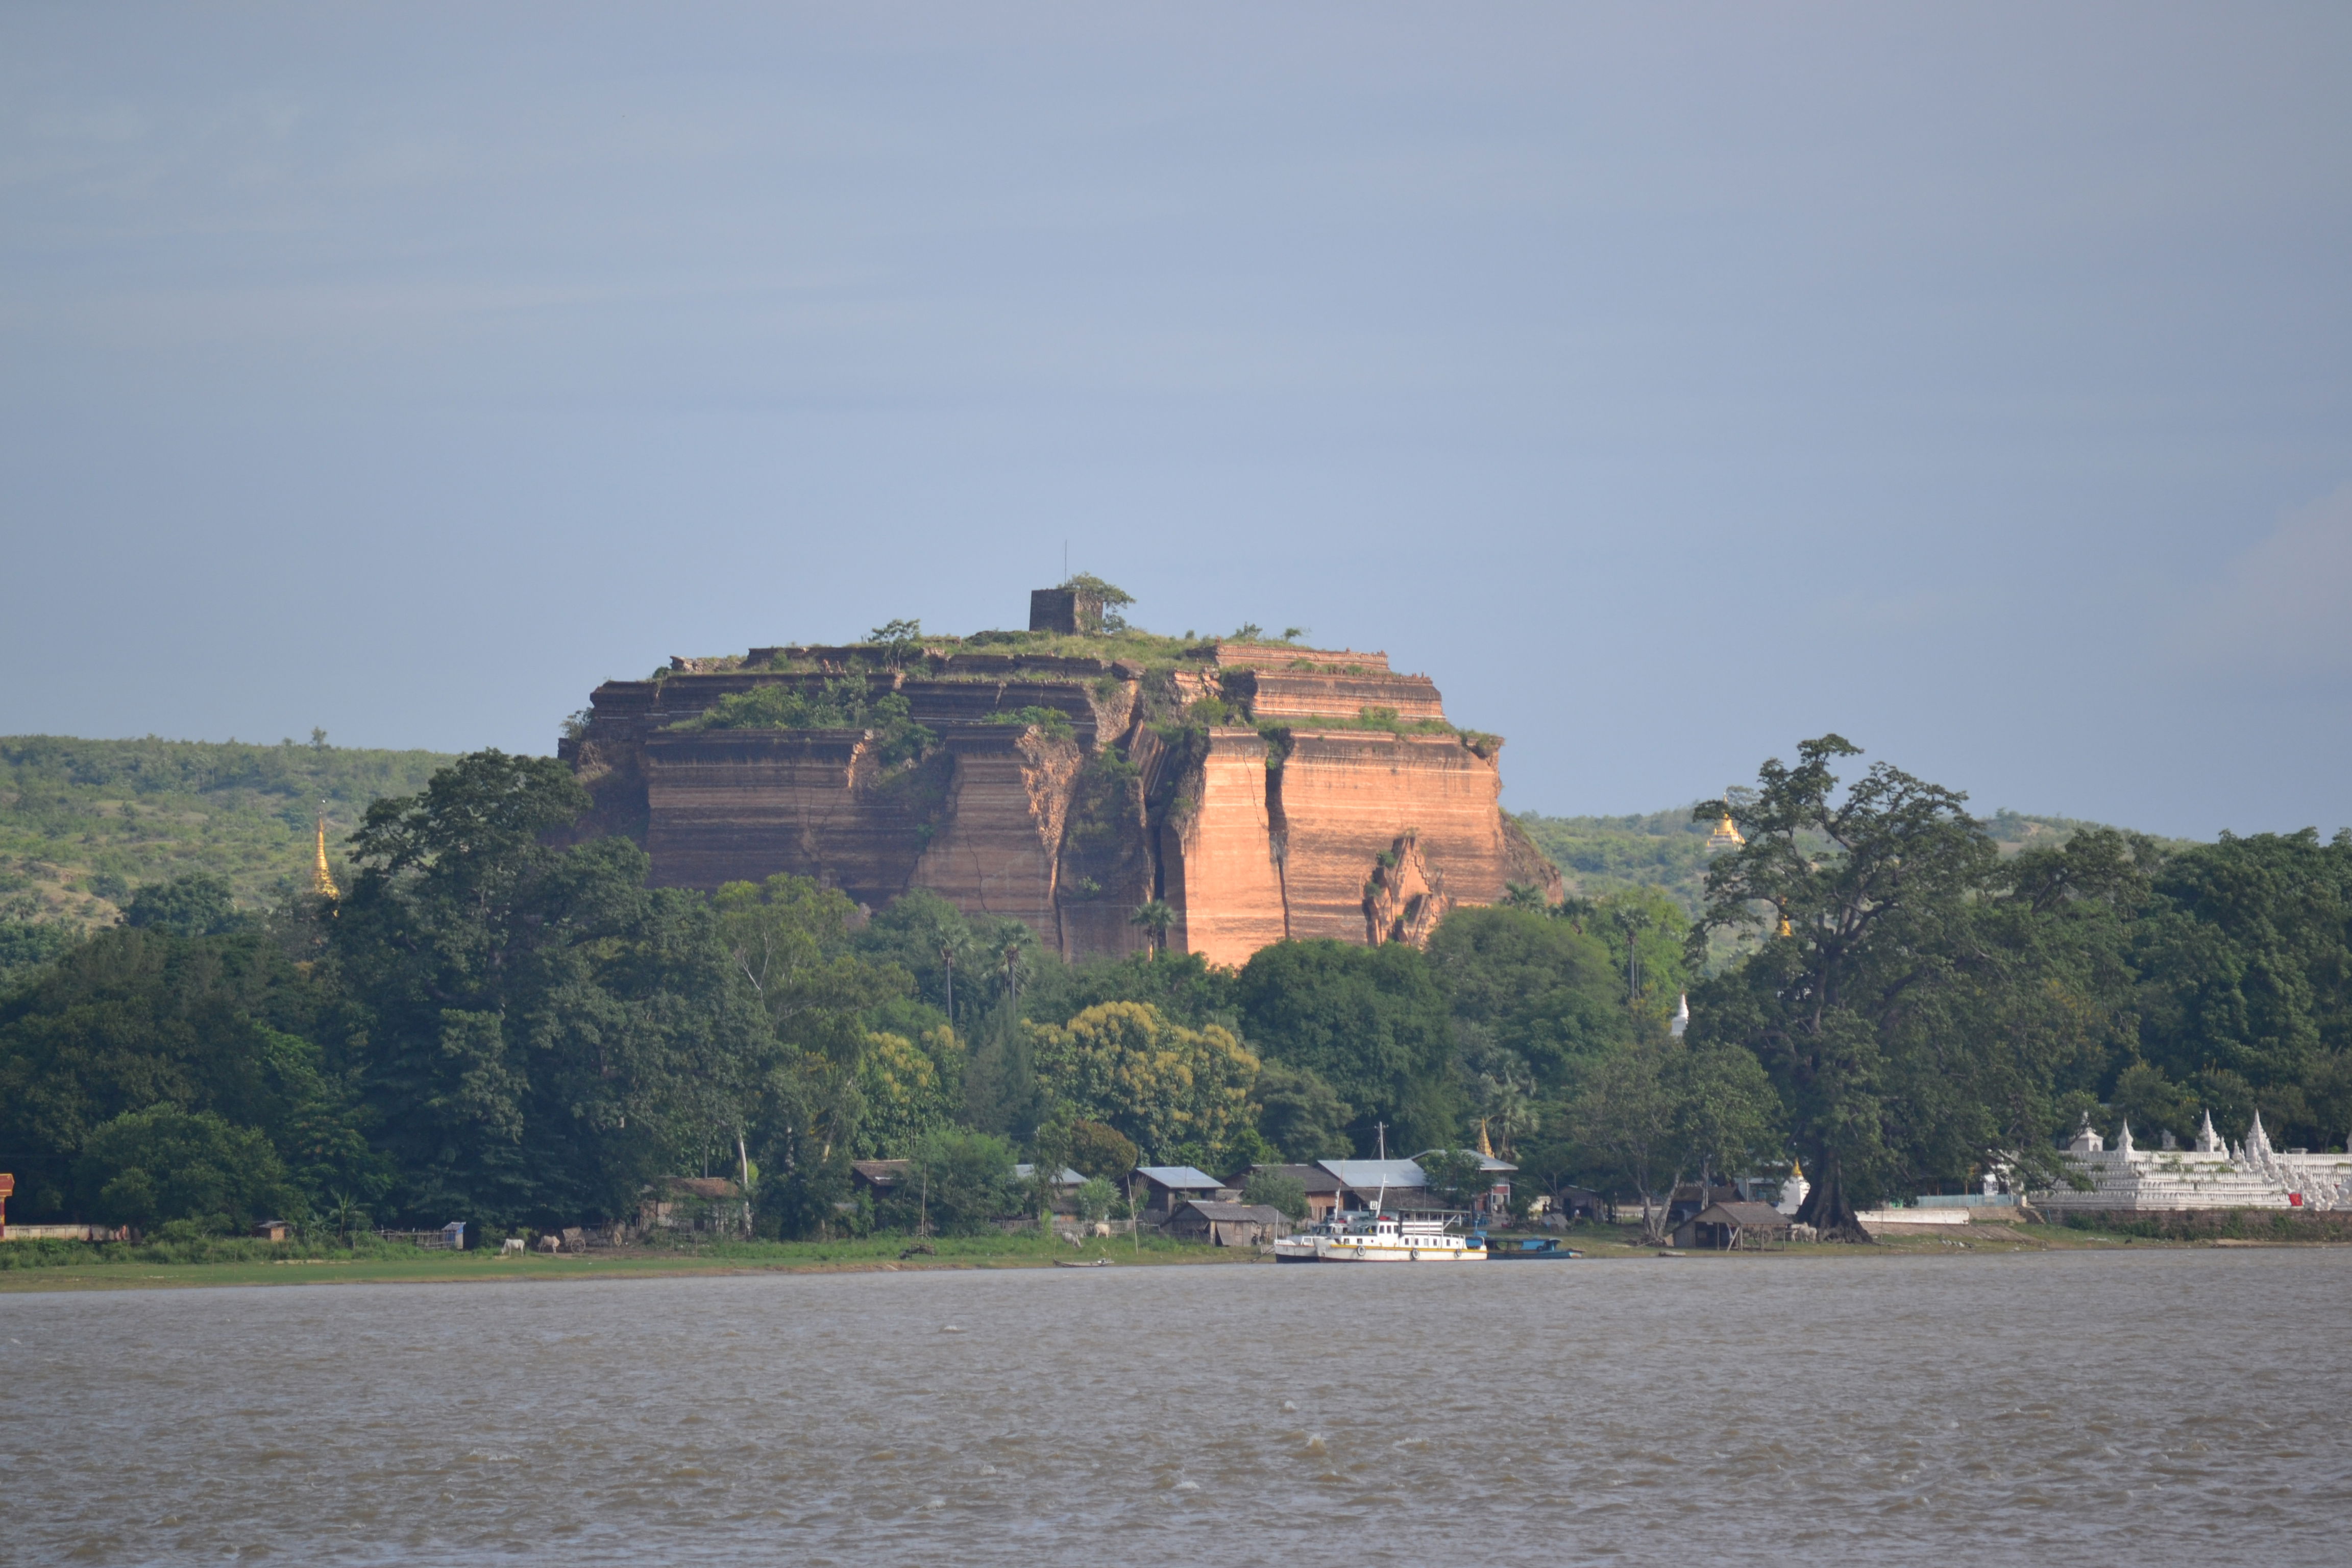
[[0, 735, 457, 931], [1517, 804, 2194, 917]]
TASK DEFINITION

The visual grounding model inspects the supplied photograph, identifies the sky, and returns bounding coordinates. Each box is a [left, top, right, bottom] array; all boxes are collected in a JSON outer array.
[[3, 3, 2348, 840]]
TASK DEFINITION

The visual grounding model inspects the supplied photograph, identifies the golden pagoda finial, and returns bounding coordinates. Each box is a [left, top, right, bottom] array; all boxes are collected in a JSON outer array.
[[1790, 1156, 1803, 1181], [1775, 898, 1793, 939], [311, 802, 339, 901], [1705, 791, 1744, 852], [1477, 1117, 1495, 1160]]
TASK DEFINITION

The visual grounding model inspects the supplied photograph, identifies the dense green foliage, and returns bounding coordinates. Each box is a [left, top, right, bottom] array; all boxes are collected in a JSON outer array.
[[77, 1105, 301, 1233], [0, 923, 382, 1222], [1233, 939, 1462, 1153], [121, 873, 244, 937], [5, 730, 2347, 1250], [1686, 736, 2352, 1237]]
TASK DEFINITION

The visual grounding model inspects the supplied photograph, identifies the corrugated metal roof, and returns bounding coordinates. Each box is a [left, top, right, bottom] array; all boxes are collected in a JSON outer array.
[[1407, 1148, 1518, 1172], [1237, 1163, 1348, 1192], [1134, 1165, 1223, 1189], [1013, 1164, 1087, 1185], [1319, 1159, 1429, 1189], [1179, 1201, 1283, 1222]]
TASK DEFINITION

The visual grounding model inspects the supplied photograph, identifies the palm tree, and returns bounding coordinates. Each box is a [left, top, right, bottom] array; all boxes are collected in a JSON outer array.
[[1130, 899, 1175, 954]]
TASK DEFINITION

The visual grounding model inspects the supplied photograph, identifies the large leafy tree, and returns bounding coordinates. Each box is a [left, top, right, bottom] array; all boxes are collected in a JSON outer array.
[[1687, 736, 1998, 1238], [713, 872, 917, 1171], [1236, 939, 1460, 1154], [335, 750, 768, 1228], [1018, 948, 1243, 1034], [1025, 1000, 1259, 1163], [1900, 828, 2148, 1190], [1253, 1062, 1355, 1161], [76, 1104, 301, 1233], [1560, 1032, 1778, 1242], [853, 1027, 962, 1156], [1424, 906, 1629, 1090]]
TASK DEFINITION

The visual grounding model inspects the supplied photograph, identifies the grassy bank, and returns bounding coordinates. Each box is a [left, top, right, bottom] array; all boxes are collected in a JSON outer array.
[[0, 1230, 1243, 1292], [8, 1216, 2342, 1293]]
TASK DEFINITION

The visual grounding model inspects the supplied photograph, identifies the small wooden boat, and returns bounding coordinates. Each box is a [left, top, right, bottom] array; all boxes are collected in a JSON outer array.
[[1481, 1235, 1584, 1261], [1054, 1257, 1113, 1268]]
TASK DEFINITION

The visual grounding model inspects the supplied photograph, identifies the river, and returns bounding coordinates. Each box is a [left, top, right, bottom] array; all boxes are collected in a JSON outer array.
[[4, 1248, 2346, 1564]]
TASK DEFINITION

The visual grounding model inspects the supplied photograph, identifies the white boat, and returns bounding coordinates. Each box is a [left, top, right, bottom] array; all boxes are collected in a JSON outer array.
[[1272, 1218, 1339, 1263], [1308, 1211, 1485, 1263]]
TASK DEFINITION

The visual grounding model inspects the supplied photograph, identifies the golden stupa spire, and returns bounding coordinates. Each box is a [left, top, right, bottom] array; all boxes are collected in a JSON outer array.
[[1705, 790, 1745, 852], [1477, 1117, 1495, 1160], [311, 803, 339, 900]]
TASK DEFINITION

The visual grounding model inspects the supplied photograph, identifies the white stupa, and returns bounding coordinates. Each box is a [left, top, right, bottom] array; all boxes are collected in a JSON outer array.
[[1776, 1158, 1809, 1216], [1669, 992, 1689, 1038]]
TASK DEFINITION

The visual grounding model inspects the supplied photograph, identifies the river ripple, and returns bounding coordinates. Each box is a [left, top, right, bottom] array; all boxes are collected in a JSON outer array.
[[2, 1248, 2346, 1565]]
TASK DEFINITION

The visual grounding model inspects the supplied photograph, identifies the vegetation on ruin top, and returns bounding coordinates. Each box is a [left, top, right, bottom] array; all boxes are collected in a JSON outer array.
[[664, 678, 939, 765], [685, 590, 1340, 680]]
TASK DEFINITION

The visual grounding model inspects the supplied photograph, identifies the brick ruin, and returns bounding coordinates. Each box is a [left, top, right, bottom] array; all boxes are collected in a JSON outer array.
[[557, 596, 1559, 966]]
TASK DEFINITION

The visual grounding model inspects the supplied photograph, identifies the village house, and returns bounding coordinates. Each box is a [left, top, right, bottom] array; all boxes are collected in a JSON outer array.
[[1131, 1165, 1228, 1221], [1014, 1164, 1089, 1214], [1673, 1201, 1794, 1251], [639, 1176, 750, 1237], [1224, 1162, 1348, 1220], [1667, 1182, 1744, 1227], [850, 1159, 912, 1198], [1543, 1185, 1605, 1222], [1320, 1153, 1517, 1221], [1168, 1200, 1287, 1247], [1319, 1158, 1431, 1213]]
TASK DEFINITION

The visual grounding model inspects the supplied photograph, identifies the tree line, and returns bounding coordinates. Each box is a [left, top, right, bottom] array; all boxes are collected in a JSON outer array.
[[0, 740, 2344, 1245]]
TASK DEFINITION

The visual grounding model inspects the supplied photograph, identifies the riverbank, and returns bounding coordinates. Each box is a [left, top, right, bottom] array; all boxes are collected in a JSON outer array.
[[5, 1215, 2343, 1292], [0, 1231, 1248, 1292]]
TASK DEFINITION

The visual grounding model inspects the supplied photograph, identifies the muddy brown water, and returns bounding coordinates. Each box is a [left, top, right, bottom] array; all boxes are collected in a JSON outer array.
[[3, 1248, 2346, 1564]]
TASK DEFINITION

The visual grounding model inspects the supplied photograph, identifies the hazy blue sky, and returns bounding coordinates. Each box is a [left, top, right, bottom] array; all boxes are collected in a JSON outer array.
[[4, 4, 2348, 838]]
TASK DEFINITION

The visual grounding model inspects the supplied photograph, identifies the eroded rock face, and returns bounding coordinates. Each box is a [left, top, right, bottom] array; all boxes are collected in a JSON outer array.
[[558, 626, 1560, 963]]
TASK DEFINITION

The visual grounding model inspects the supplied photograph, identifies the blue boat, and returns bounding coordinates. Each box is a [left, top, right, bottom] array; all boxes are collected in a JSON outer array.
[[1477, 1234, 1584, 1260]]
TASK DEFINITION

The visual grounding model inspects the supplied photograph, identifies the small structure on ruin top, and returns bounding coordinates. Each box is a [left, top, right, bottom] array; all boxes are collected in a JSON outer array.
[[555, 586, 1559, 966]]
